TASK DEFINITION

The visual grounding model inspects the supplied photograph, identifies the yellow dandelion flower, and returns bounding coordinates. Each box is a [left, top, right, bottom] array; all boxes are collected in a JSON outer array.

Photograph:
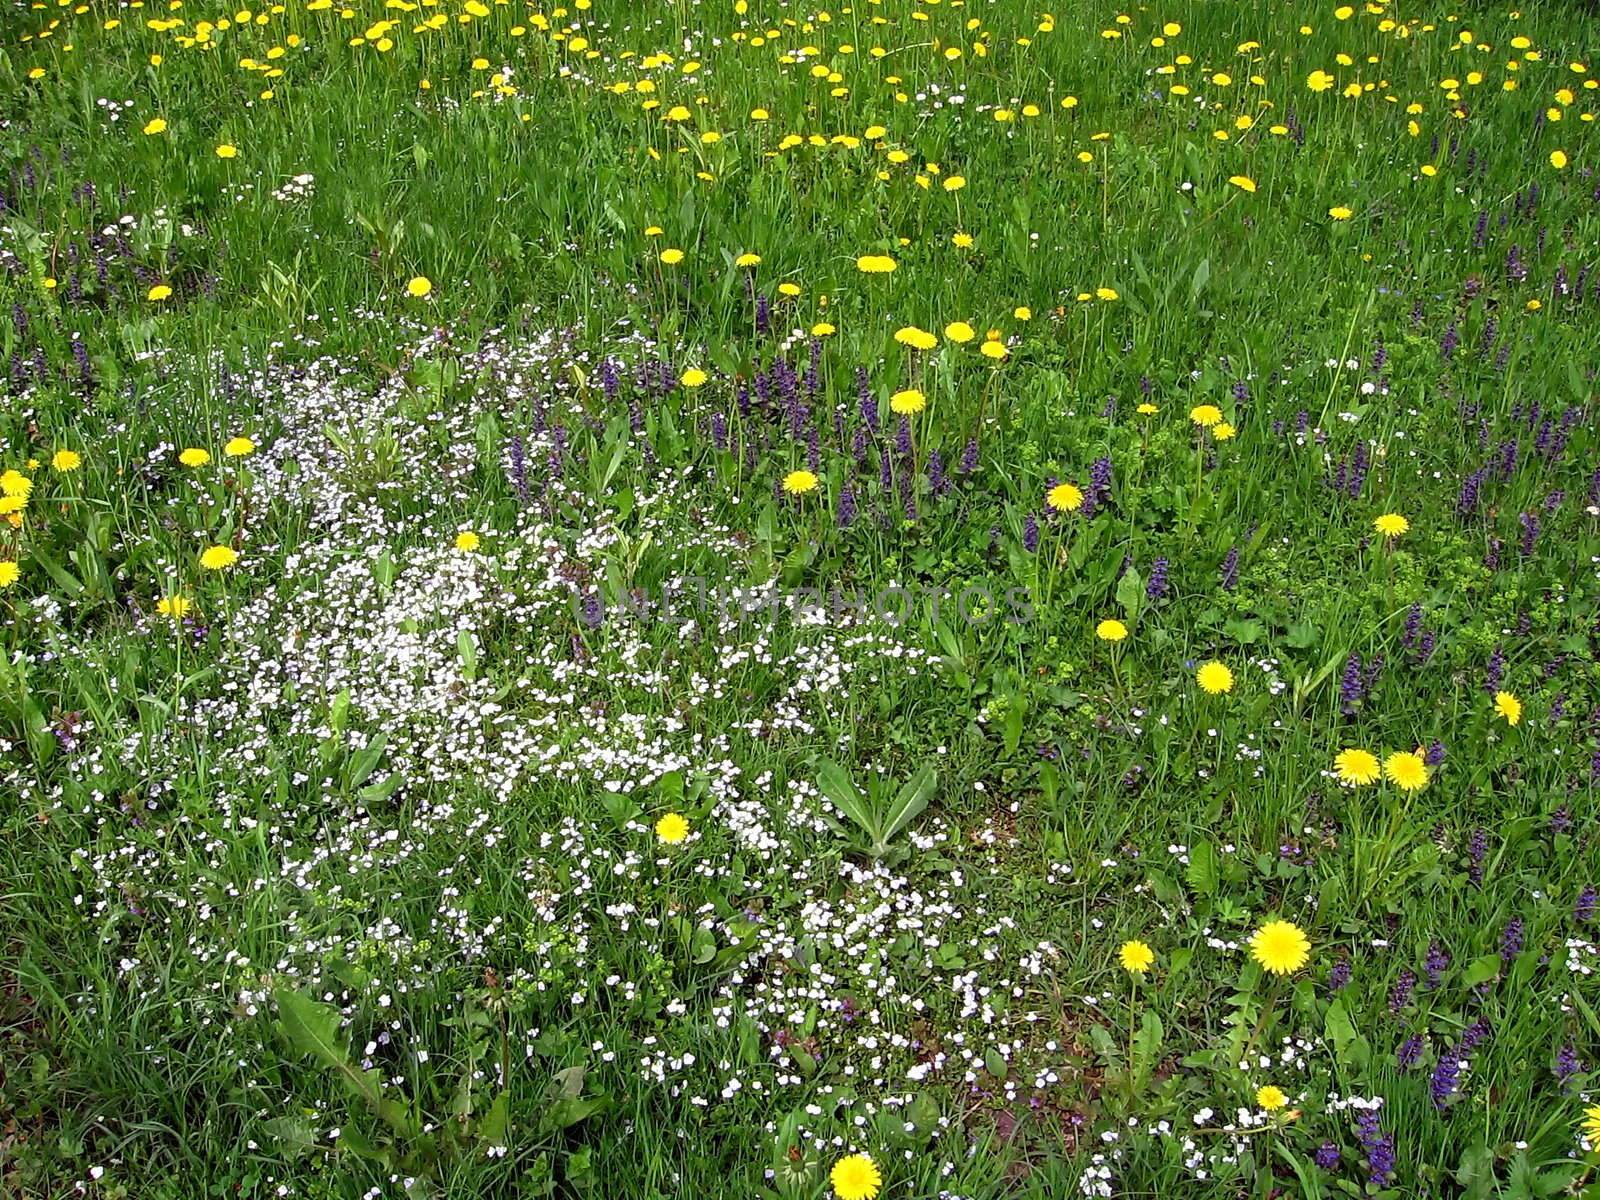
[[1374, 513, 1409, 537], [1256, 1085, 1288, 1111], [654, 812, 690, 844], [1581, 1106, 1600, 1146], [1383, 751, 1429, 792], [1249, 920, 1311, 975], [1046, 482, 1083, 512], [1334, 748, 1380, 786], [1196, 661, 1234, 694], [783, 469, 819, 495], [890, 389, 926, 415], [1119, 940, 1155, 973], [830, 1154, 882, 1200], [1494, 691, 1522, 726], [1095, 618, 1128, 642], [199, 545, 239, 571], [894, 326, 938, 351]]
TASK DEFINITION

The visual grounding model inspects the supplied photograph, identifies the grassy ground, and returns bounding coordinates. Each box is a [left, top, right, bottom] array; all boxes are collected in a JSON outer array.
[[2, 0, 1600, 1197]]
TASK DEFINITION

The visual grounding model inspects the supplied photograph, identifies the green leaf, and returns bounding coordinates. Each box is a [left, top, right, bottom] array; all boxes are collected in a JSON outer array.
[[690, 922, 717, 965], [816, 758, 878, 845], [983, 1047, 1007, 1079], [1146, 867, 1180, 906], [551, 1065, 586, 1100], [1285, 622, 1319, 650], [1453, 1144, 1495, 1200], [336, 1127, 396, 1168], [1505, 1151, 1537, 1200], [329, 687, 351, 734], [1185, 841, 1219, 897], [274, 988, 349, 1071], [904, 1093, 940, 1140], [358, 772, 404, 805], [1002, 696, 1025, 756], [879, 762, 936, 848], [1114, 567, 1144, 624], [1222, 616, 1263, 645], [478, 1092, 510, 1149], [1130, 1010, 1164, 1092], [262, 1115, 321, 1158], [542, 1096, 606, 1133], [22, 696, 55, 767], [1324, 999, 1370, 1068], [1461, 953, 1501, 988], [345, 733, 388, 790], [30, 548, 84, 597], [274, 988, 417, 1137]]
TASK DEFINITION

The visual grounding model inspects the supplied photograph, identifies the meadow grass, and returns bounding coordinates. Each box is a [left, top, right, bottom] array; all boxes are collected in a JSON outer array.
[[2, 0, 1600, 1197]]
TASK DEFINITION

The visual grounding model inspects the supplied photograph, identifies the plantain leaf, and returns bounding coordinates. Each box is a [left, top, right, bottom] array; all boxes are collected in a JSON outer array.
[[816, 758, 879, 843], [879, 763, 937, 847]]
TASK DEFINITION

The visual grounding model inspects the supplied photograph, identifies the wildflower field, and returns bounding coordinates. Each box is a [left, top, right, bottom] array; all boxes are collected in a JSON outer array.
[[3, 0, 1600, 1196]]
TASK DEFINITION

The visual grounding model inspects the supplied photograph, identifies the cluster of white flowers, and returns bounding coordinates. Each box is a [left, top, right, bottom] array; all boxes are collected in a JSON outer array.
[[11, 321, 1113, 1150], [269, 172, 316, 202]]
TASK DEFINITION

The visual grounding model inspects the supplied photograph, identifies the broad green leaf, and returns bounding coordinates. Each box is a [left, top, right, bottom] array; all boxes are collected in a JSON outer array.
[[274, 988, 348, 1071], [1461, 953, 1501, 988], [1131, 1010, 1164, 1092], [479, 1092, 510, 1148], [816, 758, 878, 843], [1114, 567, 1144, 624], [879, 762, 937, 847], [1002, 697, 1025, 756], [262, 1115, 320, 1157], [983, 1047, 1007, 1079], [345, 733, 388, 790], [1324, 999, 1370, 1068], [1185, 841, 1219, 897]]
